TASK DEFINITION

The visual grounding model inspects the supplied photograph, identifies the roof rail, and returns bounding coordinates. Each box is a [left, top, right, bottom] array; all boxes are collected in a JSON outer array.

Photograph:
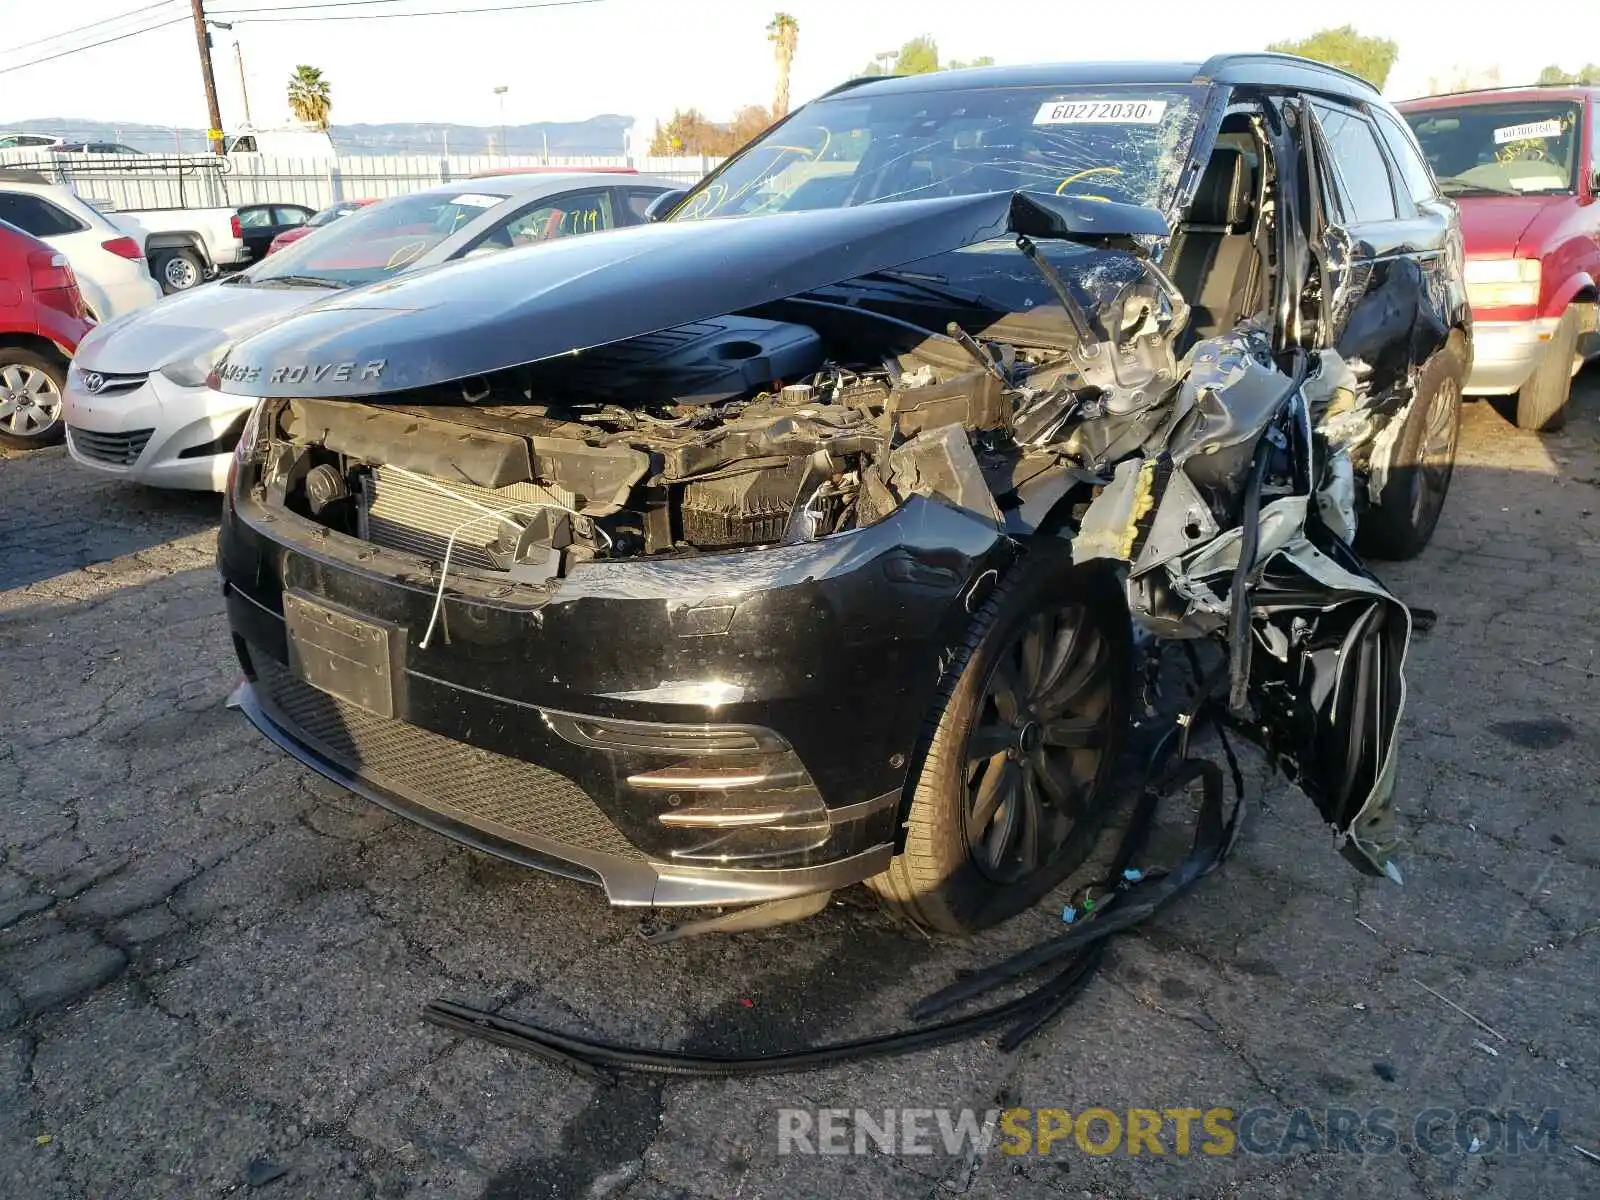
[[1196, 51, 1379, 94]]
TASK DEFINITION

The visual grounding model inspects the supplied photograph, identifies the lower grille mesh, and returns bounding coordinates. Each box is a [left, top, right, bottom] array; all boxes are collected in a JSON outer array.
[[250, 649, 643, 859], [69, 426, 154, 466]]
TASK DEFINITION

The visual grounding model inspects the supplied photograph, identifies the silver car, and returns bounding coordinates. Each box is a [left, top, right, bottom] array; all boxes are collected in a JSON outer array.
[[62, 173, 670, 490]]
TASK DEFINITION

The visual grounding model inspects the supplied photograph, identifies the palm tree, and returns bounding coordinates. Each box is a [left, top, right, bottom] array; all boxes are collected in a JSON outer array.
[[767, 13, 799, 119], [287, 65, 332, 131]]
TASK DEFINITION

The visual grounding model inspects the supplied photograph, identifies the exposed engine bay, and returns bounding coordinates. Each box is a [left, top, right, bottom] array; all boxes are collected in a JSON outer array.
[[242, 229, 1413, 882]]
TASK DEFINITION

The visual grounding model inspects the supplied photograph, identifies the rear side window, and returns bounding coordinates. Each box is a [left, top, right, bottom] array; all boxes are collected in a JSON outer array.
[[0, 192, 87, 237], [1312, 103, 1399, 223], [1372, 108, 1439, 203]]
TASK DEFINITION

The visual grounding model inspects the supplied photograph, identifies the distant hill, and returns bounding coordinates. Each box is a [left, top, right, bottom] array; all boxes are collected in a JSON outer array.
[[0, 115, 634, 157]]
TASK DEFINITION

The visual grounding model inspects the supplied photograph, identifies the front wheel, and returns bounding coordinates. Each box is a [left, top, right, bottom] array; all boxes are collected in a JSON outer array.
[[1356, 332, 1465, 561], [868, 550, 1131, 934], [0, 348, 67, 448], [1515, 307, 1579, 432], [154, 248, 205, 294]]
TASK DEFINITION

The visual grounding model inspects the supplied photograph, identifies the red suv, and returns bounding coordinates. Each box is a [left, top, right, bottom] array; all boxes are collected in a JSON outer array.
[[1399, 87, 1600, 430], [0, 217, 91, 448]]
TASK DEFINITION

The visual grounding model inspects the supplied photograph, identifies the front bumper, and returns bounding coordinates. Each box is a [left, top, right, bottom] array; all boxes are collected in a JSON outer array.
[[63, 370, 252, 490], [1463, 317, 1561, 395], [219, 483, 1008, 907]]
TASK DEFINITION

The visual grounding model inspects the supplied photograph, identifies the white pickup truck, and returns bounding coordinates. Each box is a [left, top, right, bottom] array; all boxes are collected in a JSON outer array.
[[0, 150, 251, 294], [109, 207, 249, 293]]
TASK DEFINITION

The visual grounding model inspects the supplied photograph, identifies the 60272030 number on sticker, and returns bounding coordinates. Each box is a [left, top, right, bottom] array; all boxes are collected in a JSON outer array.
[[1033, 99, 1169, 126]]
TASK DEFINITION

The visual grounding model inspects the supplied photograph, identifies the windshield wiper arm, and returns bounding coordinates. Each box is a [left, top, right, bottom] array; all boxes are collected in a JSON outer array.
[[1436, 177, 1518, 197], [252, 274, 345, 290]]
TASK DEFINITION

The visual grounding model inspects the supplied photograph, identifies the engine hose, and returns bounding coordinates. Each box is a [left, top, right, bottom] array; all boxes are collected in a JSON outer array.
[[423, 663, 1249, 1082]]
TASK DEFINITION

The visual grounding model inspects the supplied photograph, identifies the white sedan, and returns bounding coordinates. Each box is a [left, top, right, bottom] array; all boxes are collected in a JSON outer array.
[[0, 174, 161, 320], [62, 172, 670, 489]]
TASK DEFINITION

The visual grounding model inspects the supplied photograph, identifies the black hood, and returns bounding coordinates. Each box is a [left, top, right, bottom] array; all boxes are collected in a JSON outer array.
[[212, 191, 1166, 398]]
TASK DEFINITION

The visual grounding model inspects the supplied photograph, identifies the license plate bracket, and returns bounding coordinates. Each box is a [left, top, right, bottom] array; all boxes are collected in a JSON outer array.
[[283, 591, 403, 717]]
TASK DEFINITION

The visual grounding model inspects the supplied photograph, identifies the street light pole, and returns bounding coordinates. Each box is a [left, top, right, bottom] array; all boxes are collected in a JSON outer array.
[[874, 50, 895, 75], [233, 38, 252, 128], [493, 85, 508, 157]]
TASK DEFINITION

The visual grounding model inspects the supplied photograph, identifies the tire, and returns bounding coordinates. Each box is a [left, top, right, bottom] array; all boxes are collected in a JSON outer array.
[[153, 247, 205, 294], [1515, 307, 1579, 432], [0, 347, 68, 448], [1356, 332, 1465, 561], [867, 548, 1132, 934]]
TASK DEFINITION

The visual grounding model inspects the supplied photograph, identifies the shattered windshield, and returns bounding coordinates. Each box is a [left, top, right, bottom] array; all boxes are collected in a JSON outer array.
[[1404, 101, 1584, 196], [673, 84, 1204, 220]]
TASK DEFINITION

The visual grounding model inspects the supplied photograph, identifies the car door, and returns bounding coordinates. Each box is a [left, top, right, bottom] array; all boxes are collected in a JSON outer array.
[[1302, 97, 1438, 402]]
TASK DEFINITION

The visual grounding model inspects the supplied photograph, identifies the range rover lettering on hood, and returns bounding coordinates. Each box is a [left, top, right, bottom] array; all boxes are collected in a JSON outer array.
[[216, 359, 387, 386], [209, 190, 1165, 398]]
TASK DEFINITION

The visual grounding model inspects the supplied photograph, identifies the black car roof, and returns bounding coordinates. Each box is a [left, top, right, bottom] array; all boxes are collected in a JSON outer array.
[[823, 52, 1382, 105]]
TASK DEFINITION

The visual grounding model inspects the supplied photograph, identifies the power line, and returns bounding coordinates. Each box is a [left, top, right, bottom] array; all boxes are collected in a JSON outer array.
[[213, 0, 604, 22], [0, 15, 189, 76], [3, 0, 178, 57], [212, 0, 465, 12]]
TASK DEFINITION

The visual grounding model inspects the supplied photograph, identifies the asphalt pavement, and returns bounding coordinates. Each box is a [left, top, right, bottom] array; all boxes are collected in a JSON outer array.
[[1, 373, 1596, 1199]]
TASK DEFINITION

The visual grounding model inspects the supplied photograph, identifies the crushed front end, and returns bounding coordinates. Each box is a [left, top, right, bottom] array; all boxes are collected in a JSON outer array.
[[216, 189, 1416, 918]]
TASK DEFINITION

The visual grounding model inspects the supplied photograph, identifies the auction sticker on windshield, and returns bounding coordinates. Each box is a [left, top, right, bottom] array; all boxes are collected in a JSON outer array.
[[1034, 99, 1169, 125], [1493, 119, 1563, 144], [449, 193, 506, 208]]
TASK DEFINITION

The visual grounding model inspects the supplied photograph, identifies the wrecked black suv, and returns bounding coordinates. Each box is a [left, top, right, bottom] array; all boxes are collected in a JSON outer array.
[[215, 54, 1467, 933]]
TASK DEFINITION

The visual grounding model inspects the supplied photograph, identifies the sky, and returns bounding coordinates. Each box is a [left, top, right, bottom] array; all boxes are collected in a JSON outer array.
[[1, 0, 1595, 144]]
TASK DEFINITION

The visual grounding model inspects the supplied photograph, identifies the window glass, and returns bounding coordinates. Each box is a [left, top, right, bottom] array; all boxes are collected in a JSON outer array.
[[489, 190, 614, 250], [1312, 103, 1398, 222], [275, 207, 310, 226], [237, 207, 274, 229], [0, 192, 86, 237], [1404, 100, 1583, 196], [1372, 108, 1438, 203], [248, 189, 510, 286], [674, 85, 1204, 219], [624, 190, 660, 220]]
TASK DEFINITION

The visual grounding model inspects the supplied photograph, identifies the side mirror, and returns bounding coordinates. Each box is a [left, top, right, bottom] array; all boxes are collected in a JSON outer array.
[[1007, 191, 1169, 241], [645, 189, 687, 222]]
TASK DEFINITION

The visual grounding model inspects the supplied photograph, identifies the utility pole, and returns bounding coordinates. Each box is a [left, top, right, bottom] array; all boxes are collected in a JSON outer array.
[[493, 85, 508, 157], [189, 0, 225, 155], [233, 38, 252, 128]]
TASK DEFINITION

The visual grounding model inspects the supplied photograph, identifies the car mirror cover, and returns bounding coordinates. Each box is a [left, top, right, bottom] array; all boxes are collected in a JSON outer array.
[[645, 190, 687, 222], [1007, 191, 1169, 241]]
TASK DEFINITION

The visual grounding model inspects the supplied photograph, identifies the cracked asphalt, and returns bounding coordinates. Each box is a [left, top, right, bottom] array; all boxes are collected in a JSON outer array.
[[1, 372, 1597, 1200]]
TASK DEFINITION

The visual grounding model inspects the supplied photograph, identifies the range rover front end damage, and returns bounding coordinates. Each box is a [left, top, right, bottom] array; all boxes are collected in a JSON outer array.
[[215, 186, 1413, 921]]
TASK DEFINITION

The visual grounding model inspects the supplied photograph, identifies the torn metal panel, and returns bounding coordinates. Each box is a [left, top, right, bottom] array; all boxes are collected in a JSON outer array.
[[886, 424, 1004, 530]]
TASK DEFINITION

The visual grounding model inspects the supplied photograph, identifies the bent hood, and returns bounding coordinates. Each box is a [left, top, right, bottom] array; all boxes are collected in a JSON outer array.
[[213, 191, 1164, 399], [73, 280, 325, 376]]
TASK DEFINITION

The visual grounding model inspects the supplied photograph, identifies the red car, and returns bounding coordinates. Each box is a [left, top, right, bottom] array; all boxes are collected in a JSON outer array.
[[0, 217, 91, 447], [1399, 86, 1600, 430], [265, 198, 377, 256]]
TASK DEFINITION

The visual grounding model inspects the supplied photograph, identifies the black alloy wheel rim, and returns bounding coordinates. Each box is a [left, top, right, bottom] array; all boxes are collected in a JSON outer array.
[[961, 603, 1113, 884], [1412, 377, 1460, 527]]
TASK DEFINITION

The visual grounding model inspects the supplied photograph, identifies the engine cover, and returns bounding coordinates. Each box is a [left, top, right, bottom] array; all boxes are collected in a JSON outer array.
[[533, 316, 825, 406]]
